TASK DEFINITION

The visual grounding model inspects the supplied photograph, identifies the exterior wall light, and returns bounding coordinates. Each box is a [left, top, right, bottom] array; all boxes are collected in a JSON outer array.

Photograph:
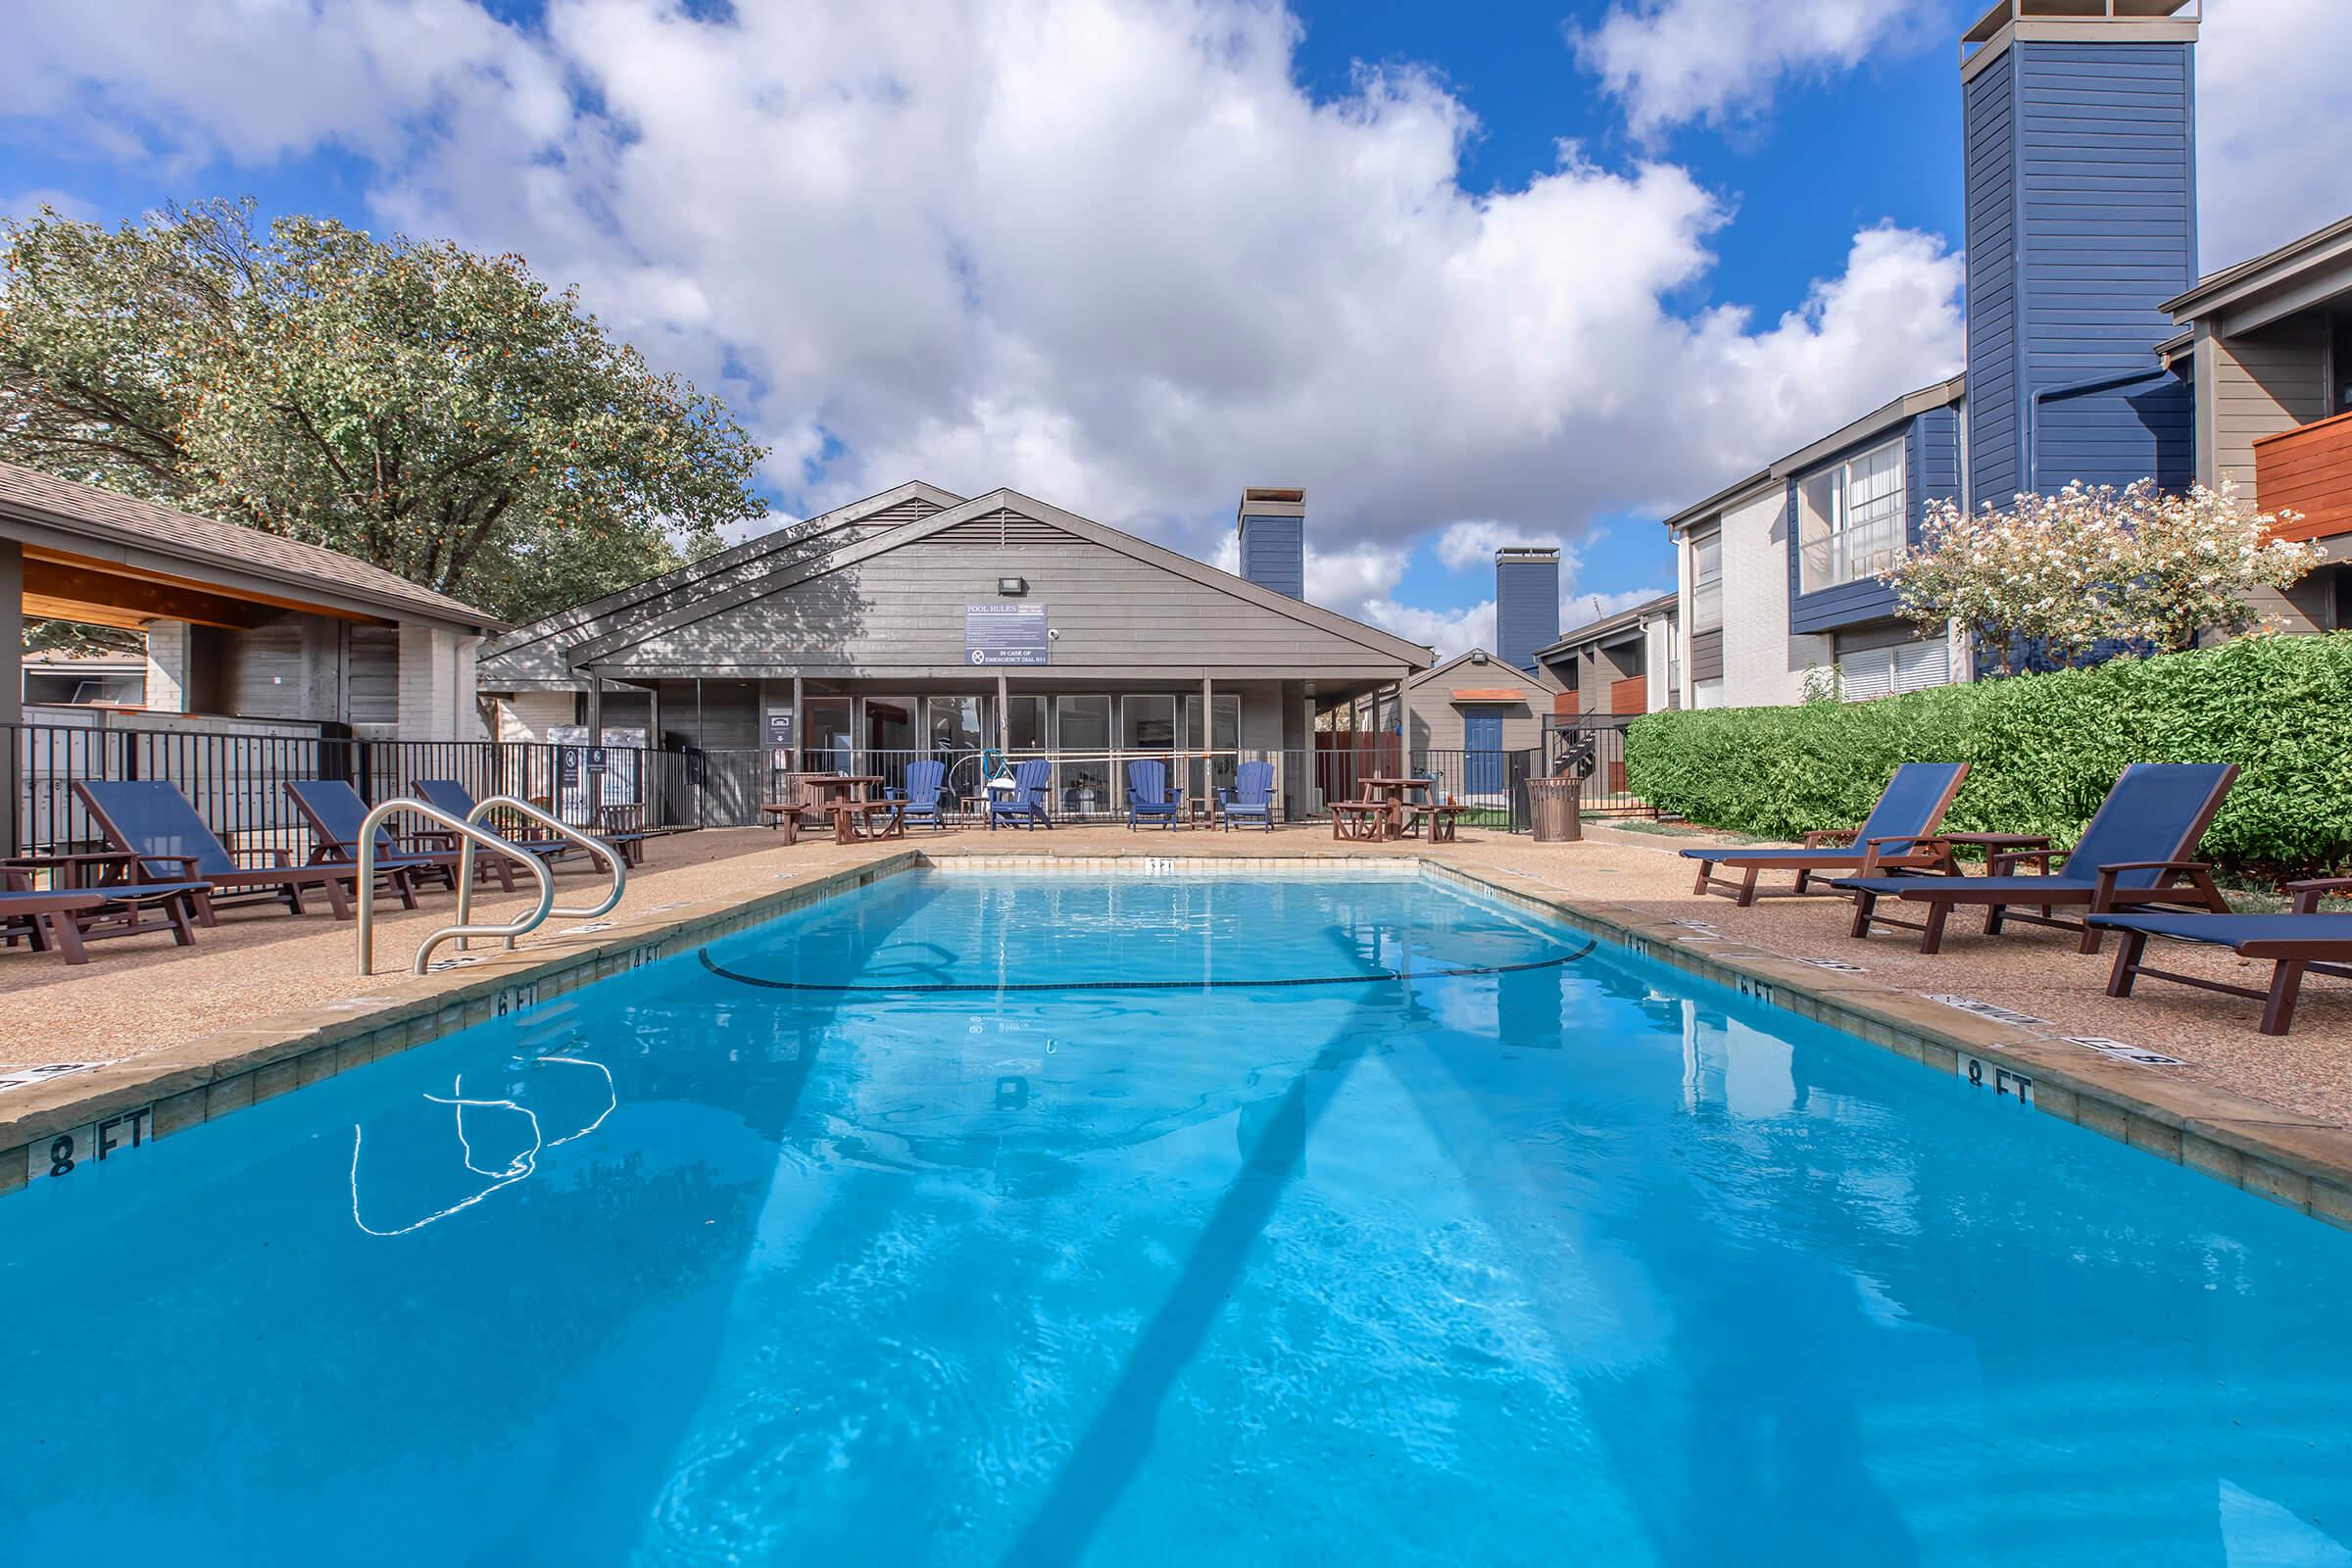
[[998, 576, 1027, 595]]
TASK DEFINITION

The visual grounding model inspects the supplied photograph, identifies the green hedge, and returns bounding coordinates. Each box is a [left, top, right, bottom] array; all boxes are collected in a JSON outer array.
[[1624, 633, 2352, 875]]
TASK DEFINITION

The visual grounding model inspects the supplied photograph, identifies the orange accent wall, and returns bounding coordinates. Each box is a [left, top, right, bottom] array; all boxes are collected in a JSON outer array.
[[1608, 675, 1646, 716], [2256, 410, 2352, 541]]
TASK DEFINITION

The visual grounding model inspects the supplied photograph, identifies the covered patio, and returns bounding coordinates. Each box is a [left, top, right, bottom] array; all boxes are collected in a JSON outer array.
[[2, 461, 502, 856]]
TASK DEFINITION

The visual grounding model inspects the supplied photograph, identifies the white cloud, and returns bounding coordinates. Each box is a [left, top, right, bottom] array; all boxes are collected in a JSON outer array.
[[2195, 0, 2352, 270], [1571, 0, 1938, 140], [1433, 519, 1568, 571], [0, 0, 1967, 624]]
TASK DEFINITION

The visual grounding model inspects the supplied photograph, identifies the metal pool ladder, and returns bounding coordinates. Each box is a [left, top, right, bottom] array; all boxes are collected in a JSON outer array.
[[355, 796, 627, 976]]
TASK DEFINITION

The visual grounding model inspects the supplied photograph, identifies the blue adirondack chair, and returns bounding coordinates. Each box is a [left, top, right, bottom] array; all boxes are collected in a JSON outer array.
[[1680, 761, 1969, 906], [891, 760, 949, 831], [1125, 760, 1182, 830], [986, 759, 1054, 831], [1219, 760, 1275, 831], [1835, 761, 2237, 956]]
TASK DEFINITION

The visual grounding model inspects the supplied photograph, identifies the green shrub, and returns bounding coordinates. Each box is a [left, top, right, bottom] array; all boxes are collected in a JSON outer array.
[[1624, 633, 2352, 876]]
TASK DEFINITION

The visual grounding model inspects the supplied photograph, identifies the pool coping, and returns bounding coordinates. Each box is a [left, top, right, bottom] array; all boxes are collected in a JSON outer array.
[[4, 847, 2350, 1232]]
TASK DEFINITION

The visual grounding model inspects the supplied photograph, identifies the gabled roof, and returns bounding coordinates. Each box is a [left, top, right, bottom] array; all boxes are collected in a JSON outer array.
[[1649, 374, 1965, 540], [2163, 212, 2352, 332], [1405, 646, 1563, 694], [478, 480, 964, 685], [566, 484, 1436, 672], [0, 461, 501, 633], [1534, 591, 1678, 661]]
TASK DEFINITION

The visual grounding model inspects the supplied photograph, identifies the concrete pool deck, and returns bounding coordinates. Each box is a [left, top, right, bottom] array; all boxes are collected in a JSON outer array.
[[5, 819, 2352, 1220]]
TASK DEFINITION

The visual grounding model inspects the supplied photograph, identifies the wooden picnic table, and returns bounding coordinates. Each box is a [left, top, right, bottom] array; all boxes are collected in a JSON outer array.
[[1358, 776, 1433, 840], [808, 774, 903, 845]]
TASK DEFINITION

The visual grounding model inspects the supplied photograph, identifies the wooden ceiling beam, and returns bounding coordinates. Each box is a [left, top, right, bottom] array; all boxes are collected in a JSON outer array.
[[21, 558, 269, 630]]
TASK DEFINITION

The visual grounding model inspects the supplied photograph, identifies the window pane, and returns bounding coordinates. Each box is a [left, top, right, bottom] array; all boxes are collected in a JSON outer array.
[[1055, 696, 1111, 813], [803, 697, 853, 771], [927, 696, 988, 755], [1892, 637, 1951, 693], [1692, 534, 1724, 631], [1004, 696, 1046, 752]]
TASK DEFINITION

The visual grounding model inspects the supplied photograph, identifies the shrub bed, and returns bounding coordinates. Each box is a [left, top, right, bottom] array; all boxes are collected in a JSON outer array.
[[1624, 633, 2352, 876]]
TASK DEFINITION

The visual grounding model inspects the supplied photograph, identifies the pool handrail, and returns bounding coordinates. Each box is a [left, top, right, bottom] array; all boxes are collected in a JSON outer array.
[[455, 795, 626, 937], [355, 799, 555, 976]]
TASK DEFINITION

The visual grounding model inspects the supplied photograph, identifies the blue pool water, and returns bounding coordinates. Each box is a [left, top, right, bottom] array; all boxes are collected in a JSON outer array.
[[8, 868, 2352, 1565]]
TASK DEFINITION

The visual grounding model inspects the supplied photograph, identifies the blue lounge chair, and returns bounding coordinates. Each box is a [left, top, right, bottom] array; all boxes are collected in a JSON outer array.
[[1219, 760, 1275, 831], [416, 779, 646, 867], [2090, 875, 2352, 1036], [1125, 760, 1182, 830], [76, 778, 361, 921], [890, 760, 949, 831], [1680, 762, 1968, 906], [285, 779, 513, 905], [1835, 762, 2236, 956], [986, 760, 1054, 831]]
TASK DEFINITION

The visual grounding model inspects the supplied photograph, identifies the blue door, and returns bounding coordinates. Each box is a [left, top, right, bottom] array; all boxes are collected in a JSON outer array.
[[1463, 710, 1503, 798]]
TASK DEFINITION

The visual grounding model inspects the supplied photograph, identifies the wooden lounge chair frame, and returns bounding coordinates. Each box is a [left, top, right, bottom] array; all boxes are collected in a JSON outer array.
[[1838, 763, 2237, 956], [1685, 763, 1970, 906], [0, 872, 108, 964], [75, 779, 361, 922], [0, 858, 208, 959], [2094, 877, 2352, 1036]]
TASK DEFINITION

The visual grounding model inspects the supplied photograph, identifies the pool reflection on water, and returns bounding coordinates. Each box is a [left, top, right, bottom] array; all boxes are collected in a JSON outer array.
[[6, 870, 2351, 1566]]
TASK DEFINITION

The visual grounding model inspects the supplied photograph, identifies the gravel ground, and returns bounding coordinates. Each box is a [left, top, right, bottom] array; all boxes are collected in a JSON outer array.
[[4, 818, 2345, 1121]]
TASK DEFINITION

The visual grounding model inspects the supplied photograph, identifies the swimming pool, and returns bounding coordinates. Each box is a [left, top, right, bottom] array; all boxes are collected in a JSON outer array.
[[8, 866, 2352, 1564]]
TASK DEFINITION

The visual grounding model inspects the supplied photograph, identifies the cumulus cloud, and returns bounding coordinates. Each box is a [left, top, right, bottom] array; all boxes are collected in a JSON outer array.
[[0, 0, 1968, 615], [1570, 0, 1939, 140], [2195, 0, 2352, 270]]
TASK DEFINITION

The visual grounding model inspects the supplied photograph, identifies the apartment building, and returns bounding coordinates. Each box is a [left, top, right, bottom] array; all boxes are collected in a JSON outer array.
[[1657, 1, 2352, 708]]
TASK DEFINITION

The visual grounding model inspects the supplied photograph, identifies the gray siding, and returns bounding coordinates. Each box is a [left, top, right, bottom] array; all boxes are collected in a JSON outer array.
[[1689, 628, 1725, 683], [2212, 320, 2330, 500], [348, 625, 400, 726], [605, 506, 1415, 679], [479, 493, 948, 687], [1403, 665, 1555, 754]]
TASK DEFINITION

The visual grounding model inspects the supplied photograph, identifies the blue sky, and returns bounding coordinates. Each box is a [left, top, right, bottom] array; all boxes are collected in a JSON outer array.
[[1, 0, 2339, 655]]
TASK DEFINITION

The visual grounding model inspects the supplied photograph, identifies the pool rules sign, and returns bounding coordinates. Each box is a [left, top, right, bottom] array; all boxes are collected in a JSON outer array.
[[965, 602, 1049, 665]]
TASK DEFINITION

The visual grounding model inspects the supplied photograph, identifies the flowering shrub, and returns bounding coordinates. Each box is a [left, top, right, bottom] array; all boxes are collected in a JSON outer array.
[[1626, 633, 2352, 876], [1882, 478, 2321, 673]]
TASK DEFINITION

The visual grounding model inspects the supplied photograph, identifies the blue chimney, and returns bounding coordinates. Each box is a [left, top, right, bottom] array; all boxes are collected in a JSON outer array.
[[1962, 0, 2198, 505], [1236, 488, 1305, 598], [1494, 548, 1560, 673]]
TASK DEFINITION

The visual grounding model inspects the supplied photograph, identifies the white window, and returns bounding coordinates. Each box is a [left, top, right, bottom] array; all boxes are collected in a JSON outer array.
[[1836, 635, 1950, 702], [1797, 437, 1906, 594], [1690, 532, 1724, 632]]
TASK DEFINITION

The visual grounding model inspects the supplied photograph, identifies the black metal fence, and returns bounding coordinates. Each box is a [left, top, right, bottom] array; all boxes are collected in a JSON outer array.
[[6, 722, 707, 858], [1540, 714, 1653, 816], [7, 719, 1634, 856]]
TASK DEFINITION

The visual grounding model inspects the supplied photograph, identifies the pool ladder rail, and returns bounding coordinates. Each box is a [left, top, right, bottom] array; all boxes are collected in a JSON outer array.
[[355, 795, 628, 976]]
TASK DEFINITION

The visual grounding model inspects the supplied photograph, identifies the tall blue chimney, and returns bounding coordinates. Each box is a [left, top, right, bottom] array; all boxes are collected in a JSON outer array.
[[1494, 547, 1560, 674], [1236, 487, 1305, 599], [1962, 0, 2199, 505]]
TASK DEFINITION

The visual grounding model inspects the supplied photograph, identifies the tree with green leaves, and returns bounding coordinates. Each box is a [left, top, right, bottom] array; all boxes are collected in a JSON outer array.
[[1, 199, 768, 622]]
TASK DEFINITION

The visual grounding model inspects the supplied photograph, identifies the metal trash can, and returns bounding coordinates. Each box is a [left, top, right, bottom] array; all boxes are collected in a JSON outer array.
[[1527, 776, 1583, 843]]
